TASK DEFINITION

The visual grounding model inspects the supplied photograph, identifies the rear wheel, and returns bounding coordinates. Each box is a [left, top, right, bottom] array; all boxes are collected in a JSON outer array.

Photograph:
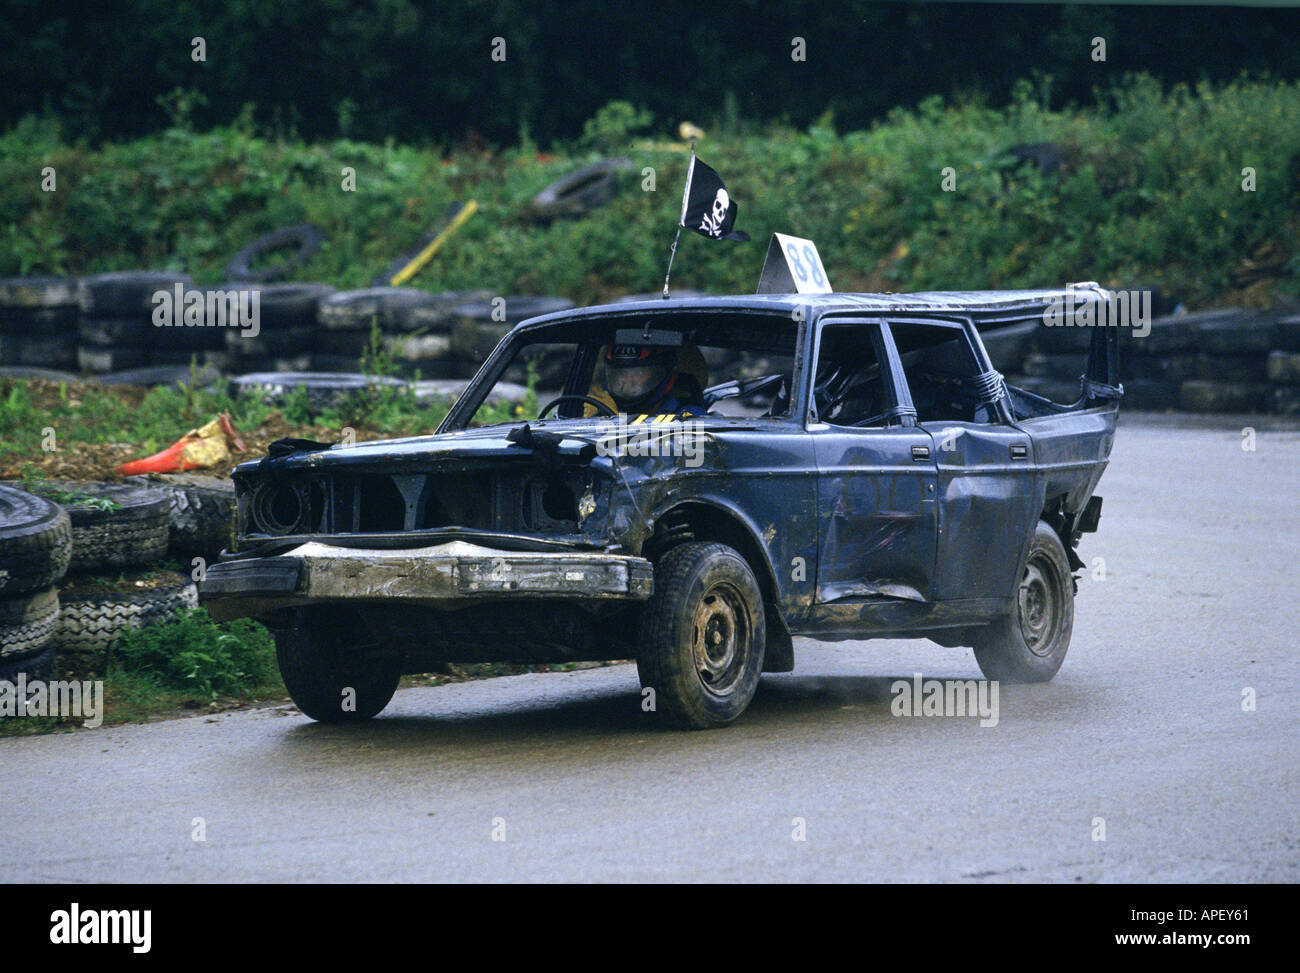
[[637, 542, 766, 729], [274, 608, 401, 722], [973, 521, 1075, 682]]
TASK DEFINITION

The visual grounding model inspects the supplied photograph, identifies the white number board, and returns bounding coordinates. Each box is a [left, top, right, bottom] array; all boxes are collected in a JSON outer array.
[[756, 233, 833, 295]]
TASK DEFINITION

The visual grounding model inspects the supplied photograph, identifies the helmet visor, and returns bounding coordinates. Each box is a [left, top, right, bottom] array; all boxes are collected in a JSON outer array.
[[607, 363, 665, 403]]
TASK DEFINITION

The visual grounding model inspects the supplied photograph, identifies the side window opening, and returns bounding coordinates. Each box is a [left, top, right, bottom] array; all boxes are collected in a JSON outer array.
[[888, 321, 997, 424], [812, 324, 894, 428]]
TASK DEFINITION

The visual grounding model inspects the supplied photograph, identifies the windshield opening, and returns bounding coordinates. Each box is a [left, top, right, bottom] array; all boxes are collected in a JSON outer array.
[[459, 311, 799, 427]]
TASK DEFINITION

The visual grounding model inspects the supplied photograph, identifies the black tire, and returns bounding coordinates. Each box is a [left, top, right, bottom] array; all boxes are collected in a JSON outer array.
[[1179, 380, 1270, 414], [57, 570, 198, 655], [0, 277, 79, 310], [0, 644, 56, 684], [316, 329, 374, 356], [411, 378, 529, 406], [0, 586, 60, 658], [224, 224, 325, 283], [0, 486, 73, 597], [0, 305, 80, 333], [636, 542, 766, 729], [78, 271, 192, 317], [129, 474, 235, 557], [229, 371, 405, 412], [529, 159, 634, 222], [77, 346, 148, 373], [447, 297, 575, 360], [0, 366, 80, 383], [240, 282, 335, 326], [29, 481, 170, 573], [972, 521, 1075, 683], [387, 332, 453, 365], [3, 333, 76, 368], [449, 295, 574, 325], [402, 290, 495, 332], [78, 318, 152, 348], [317, 287, 444, 332], [92, 363, 222, 388], [226, 322, 317, 358], [274, 607, 401, 722]]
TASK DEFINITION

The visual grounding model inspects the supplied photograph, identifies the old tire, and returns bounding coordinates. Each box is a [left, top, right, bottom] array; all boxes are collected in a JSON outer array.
[[274, 607, 401, 722], [529, 159, 634, 222], [0, 587, 61, 658], [317, 287, 445, 332], [229, 371, 405, 413], [92, 363, 223, 388], [129, 474, 235, 557], [0, 486, 73, 597], [224, 224, 325, 283], [973, 521, 1075, 683], [0, 277, 80, 309], [56, 570, 198, 656], [78, 318, 152, 348], [637, 542, 766, 729], [79, 271, 192, 317], [0, 644, 56, 683], [31, 481, 170, 573], [0, 366, 80, 383]]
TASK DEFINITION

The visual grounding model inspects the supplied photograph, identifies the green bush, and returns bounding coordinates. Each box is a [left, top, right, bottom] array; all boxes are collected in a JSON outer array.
[[111, 609, 278, 699], [1, 78, 1296, 306]]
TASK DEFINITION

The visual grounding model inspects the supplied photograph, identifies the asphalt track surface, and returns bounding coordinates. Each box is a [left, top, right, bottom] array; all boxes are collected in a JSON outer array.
[[2, 412, 1296, 882]]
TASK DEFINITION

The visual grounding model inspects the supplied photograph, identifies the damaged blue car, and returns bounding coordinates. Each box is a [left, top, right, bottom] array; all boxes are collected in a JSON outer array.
[[200, 284, 1121, 729]]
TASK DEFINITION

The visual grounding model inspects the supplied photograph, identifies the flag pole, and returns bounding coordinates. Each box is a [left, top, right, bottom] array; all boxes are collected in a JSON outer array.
[[661, 226, 683, 300], [663, 140, 696, 299]]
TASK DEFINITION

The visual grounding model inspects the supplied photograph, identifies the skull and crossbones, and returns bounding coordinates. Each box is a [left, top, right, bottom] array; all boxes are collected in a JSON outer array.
[[699, 189, 729, 238]]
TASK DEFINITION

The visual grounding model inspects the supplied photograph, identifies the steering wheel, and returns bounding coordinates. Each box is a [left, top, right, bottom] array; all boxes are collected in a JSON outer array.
[[538, 394, 618, 419]]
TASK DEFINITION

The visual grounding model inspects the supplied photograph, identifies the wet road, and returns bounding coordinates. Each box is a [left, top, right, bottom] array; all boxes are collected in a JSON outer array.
[[2, 413, 1297, 882]]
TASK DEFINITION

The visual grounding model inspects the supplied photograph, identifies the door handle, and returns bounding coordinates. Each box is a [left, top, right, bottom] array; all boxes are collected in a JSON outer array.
[[911, 445, 930, 461], [1010, 443, 1029, 460]]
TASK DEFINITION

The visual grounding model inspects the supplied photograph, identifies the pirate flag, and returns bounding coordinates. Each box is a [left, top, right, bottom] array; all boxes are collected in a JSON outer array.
[[680, 154, 750, 242]]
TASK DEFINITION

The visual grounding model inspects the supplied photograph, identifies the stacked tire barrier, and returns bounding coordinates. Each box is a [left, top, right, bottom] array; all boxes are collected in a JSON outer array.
[[16, 481, 200, 670], [223, 282, 335, 373], [0, 486, 72, 682], [989, 307, 1300, 414], [316, 287, 500, 377], [446, 295, 575, 386], [0, 277, 80, 371], [76, 270, 205, 374]]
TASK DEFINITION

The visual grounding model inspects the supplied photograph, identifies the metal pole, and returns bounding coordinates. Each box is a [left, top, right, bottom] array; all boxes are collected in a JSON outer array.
[[662, 224, 684, 299]]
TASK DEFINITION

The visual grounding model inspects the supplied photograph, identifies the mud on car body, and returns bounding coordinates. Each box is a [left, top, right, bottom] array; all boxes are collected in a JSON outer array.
[[200, 286, 1122, 728]]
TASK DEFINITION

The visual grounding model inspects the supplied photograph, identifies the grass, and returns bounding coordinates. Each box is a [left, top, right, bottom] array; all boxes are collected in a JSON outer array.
[[0, 355, 536, 471], [3, 78, 1298, 306]]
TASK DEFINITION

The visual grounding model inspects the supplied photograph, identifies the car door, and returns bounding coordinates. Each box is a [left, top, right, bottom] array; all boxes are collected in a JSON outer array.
[[885, 317, 1038, 603], [809, 319, 938, 606]]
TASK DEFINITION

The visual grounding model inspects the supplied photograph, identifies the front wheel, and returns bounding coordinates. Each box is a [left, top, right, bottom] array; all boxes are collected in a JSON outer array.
[[637, 542, 766, 729], [972, 521, 1075, 683], [274, 607, 401, 722]]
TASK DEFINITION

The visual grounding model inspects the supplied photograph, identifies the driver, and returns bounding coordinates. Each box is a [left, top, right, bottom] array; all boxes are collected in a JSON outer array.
[[587, 342, 708, 417]]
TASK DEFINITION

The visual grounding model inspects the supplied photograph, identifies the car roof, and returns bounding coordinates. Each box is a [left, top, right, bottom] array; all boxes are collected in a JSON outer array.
[[516, 287, 1103, 330]]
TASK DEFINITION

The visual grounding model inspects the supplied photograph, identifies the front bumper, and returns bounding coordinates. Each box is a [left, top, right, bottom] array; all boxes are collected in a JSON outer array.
[[198, 539, 654, 621]]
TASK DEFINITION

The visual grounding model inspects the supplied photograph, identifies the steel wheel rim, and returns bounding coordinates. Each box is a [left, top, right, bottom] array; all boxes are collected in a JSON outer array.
[[1018, 554, 1061, 657], [692, 581, 749, 696]]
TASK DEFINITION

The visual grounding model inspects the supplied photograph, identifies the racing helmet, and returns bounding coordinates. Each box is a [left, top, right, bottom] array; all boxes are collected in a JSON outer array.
[[604, 343, 676, 409]]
